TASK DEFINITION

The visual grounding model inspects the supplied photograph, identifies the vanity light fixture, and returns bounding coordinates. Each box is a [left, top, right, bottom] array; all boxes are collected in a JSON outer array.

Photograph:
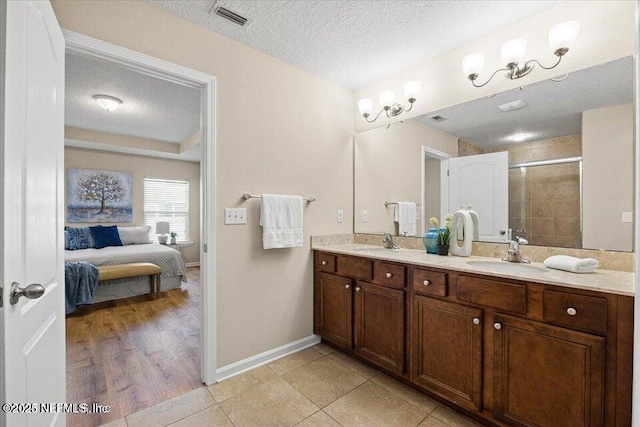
[[93, 94, 123, 112], [462, 21, 580, 88], [358, 81, 421, 123]]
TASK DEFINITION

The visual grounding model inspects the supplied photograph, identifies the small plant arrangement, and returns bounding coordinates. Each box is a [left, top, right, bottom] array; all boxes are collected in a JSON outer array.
[[170, 232, 178, 244], [429, 214, 453, 255]]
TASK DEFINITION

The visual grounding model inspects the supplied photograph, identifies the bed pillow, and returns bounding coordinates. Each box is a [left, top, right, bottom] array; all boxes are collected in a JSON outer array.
[[117, 226, 152, 245], [89, 225, 123, 249], [65, 227, 95, 250]]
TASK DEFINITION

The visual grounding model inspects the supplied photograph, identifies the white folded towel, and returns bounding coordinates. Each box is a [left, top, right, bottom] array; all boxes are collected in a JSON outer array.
[[260, 194, 304, 249], [394, 202, 417, 237], [543, 255, 599, 273]]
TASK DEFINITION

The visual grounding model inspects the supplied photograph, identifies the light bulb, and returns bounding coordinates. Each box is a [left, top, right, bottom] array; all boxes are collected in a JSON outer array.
[[378, 90, 395, 108], [501, 39, 527, 65], [358, 98, 373, 117], [403, 81, 421, 101], [462, 52, 485, 78], [549, 21, 580, 54]]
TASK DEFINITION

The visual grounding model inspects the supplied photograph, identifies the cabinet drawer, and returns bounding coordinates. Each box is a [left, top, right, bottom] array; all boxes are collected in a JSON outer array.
[[412, 268, 447, 297], [336, 256, 373, 281], [372, 261, 406, 289], [315, 253, 336, 273], [457, 275, 527, 314], [543, 290, 608, 335]]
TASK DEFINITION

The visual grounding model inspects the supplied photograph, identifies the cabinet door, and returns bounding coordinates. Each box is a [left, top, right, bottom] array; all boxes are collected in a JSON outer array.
[[354, 281, 405, 374], [411, 296, 483, 411], [493, 314, 605, 427], [314, 272, 353, 349]]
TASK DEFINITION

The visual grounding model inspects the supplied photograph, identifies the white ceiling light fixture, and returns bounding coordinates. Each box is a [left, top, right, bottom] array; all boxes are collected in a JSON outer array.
[[358, 81, 421, 124], [497, 99, 528, 112], [462, 20, 580, 88], [510, 133, 529, 142], [93, 94, 123, 112]]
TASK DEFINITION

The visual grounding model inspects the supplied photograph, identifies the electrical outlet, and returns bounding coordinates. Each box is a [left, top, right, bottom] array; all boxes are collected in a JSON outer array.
[[337, 209, 344, 223], [621, 211, 633, 223], [362, 210, 368, 222], [224, 208, 247, 224]]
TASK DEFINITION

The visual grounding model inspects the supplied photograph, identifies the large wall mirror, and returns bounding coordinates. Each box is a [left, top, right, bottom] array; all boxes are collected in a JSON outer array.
[[354, 56, 634, 252]]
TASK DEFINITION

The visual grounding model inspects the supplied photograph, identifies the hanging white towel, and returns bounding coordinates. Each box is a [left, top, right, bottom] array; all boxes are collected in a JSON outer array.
[[260, 194, 304, 249], [543, 255, 599, 273], [394, 202, 417, 236]]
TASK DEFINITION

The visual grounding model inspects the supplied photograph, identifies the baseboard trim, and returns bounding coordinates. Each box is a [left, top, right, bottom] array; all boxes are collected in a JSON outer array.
[[185, 262, 200, 267], [215, 334, 321, 382]]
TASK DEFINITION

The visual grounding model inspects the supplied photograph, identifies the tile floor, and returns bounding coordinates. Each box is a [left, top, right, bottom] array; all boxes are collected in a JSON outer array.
[[101, 343, 482, 427]]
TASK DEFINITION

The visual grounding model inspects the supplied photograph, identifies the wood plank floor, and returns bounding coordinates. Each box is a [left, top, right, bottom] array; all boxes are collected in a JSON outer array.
[[66, 267, 201, 427]]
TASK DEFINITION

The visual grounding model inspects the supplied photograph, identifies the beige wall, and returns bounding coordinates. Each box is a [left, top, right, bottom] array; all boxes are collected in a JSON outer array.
[[583, 104, 634, 251], [51, 0, 354, 367], [65, 147, 202, 263], [353, 1, 637, 132], [354, 119, 457, 234]]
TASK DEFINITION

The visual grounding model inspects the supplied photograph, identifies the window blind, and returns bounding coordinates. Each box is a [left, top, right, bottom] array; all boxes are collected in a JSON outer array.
[[143, 178, 190, 242]]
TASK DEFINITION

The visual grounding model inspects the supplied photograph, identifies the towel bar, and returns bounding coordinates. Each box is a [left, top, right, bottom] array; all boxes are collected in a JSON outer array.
[[242, 193, 316, 203], [385, 201, 420, 207]]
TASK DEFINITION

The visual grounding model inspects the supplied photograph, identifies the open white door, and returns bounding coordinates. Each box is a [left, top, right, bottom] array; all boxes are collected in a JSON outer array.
[[448, 152, 509, 243], [1, 1, 66, 426]]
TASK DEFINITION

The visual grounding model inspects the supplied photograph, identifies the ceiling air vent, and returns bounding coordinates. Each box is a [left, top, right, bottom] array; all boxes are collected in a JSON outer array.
[[210, 2, 252, 27], [430, 115, 448, 122]]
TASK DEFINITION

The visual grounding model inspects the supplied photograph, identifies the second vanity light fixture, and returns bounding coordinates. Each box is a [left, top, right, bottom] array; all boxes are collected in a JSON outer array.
[[357, 81, 421, 123], [462, 21, 580, 88]]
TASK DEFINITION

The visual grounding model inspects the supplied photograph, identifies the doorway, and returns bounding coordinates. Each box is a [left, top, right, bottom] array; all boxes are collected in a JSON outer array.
[[63, 30, 217, 425]]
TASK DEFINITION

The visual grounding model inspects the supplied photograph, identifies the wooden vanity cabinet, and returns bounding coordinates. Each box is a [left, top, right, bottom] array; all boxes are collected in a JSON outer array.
[[411, 295, 483, 411], [313, 251, 633, 427], [493, 314, 605, 427]]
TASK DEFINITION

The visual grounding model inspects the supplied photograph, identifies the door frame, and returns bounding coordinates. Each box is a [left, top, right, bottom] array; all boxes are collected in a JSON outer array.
[[63, 30, 218, 384], [420, 145, 451, 235]]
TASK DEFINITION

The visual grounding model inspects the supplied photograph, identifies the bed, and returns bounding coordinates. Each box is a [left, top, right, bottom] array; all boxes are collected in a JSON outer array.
[[65, 243, 187, 303]]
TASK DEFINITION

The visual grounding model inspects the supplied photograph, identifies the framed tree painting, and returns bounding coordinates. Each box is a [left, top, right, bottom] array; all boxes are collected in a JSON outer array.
[[67, 168, 133, 223]]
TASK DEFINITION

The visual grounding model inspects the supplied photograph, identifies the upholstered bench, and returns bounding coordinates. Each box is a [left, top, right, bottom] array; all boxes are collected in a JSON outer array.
[[97, 263, 162, 294]]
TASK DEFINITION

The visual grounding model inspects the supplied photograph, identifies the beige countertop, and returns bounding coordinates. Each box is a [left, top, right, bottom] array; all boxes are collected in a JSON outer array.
[[312, 243, 635, 297]]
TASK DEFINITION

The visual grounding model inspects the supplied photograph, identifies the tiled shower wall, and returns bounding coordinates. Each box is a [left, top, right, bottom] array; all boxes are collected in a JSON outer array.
[[458, 135, 582, 248]]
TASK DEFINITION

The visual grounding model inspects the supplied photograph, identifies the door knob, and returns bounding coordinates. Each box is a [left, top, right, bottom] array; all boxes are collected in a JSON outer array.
[[386, 272, 393, 278], [10, 282, 45, 305], [355, 286, 361, 292], [345, 284, 351, 289], [494, 322, 502, 330], [473, 318, 480, 325], [499, 230, 506, 235], [567, 307, 577, 316], [423, 280, 430, 286], [321, 260, 328, 266]]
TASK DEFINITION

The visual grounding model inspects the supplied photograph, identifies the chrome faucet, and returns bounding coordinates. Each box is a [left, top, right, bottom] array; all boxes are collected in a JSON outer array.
[[383, 233, 400, 250], [503, 240, 530, 263]]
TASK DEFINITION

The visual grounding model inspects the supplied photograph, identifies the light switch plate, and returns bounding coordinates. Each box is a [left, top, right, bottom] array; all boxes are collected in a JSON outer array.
[[621, 211, 633, 223], [337, 209, 344, 223], [225, 208, 247, 224], [362, 210, 368, 222]]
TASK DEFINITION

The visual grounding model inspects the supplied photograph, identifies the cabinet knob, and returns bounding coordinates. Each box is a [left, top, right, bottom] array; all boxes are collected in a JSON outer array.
[[345, 284, 351, 289], [494, 322, 502, 330], [321, 260, 328, 266], [473, 318, 480, 325], [567, 307, 577, 316], [355, 286, 361, 292], [423, 280, 430, 286], [386, 272, 393, 279]]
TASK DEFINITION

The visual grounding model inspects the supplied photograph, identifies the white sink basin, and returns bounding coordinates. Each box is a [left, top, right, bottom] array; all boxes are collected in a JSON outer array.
[[352, 247, 400, 253], [466, 260, 548, 274]]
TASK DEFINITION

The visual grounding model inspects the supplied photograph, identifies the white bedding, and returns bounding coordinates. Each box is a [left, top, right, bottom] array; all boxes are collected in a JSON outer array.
[[65, 243, 187, 282]]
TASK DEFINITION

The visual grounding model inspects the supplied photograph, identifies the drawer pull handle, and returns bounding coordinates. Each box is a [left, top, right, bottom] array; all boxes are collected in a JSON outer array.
[[494, 322, 502, 330], [423, 280, 430, 286], [355, 286, 361, 292], [386, 272, 393, 279], [567, 307, 577, 316], [321, 261, 328, 266], [345, 284, 351, 290], [473, 318, 480, 325]]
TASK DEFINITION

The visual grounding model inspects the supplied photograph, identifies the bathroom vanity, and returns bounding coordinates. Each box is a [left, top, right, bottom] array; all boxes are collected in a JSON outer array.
[[313, 244, 633, 427]]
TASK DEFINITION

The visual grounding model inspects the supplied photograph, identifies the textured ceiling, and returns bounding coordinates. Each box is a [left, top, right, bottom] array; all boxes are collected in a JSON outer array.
[[65, 52, 201, 144], [146, 0, 556, 89], [417, 57, 634, 148]]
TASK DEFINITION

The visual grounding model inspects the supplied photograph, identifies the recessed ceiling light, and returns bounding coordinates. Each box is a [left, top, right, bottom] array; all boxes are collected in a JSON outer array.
[[510, 133, 529, 142], [497, 99, 528, 112], [93, 94, 122, 111]]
